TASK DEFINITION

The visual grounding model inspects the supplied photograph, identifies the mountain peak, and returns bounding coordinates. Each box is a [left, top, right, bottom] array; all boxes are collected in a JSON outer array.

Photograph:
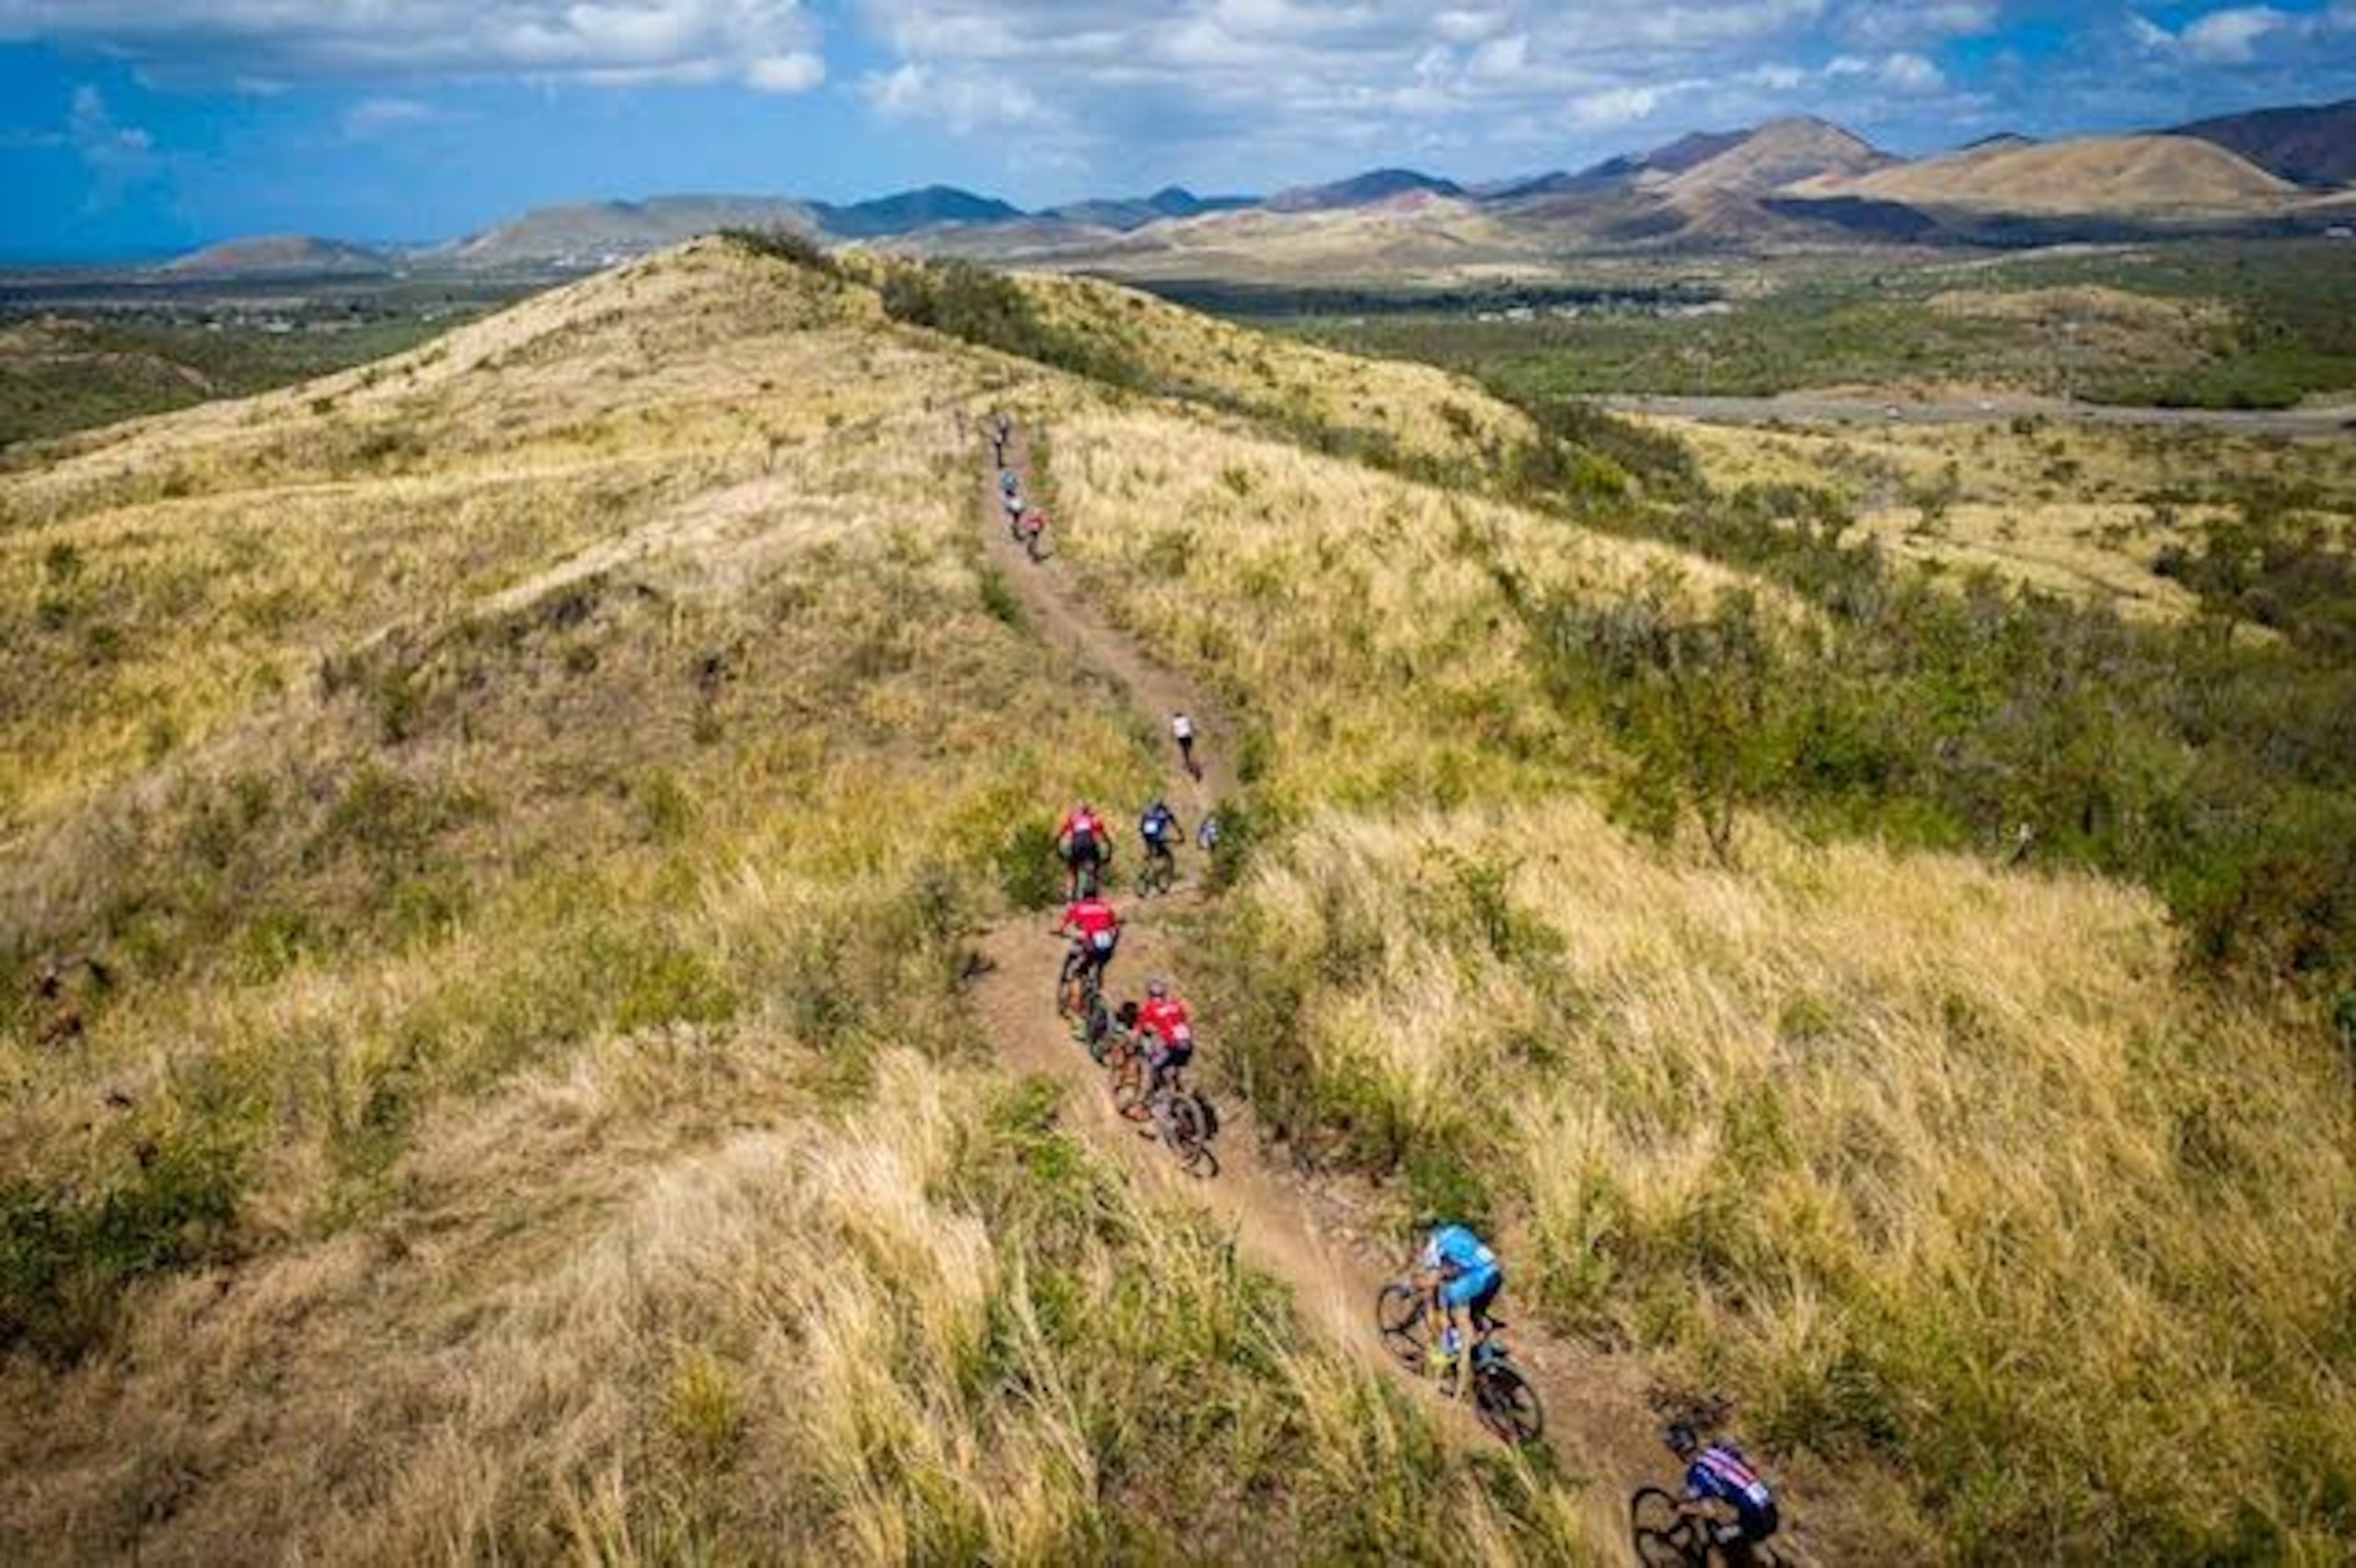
[[1265, 167, 1466, 213]]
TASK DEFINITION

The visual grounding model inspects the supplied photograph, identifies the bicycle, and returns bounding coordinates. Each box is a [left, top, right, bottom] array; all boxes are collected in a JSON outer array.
[[1136, 841, 1176, 897], [1065, 851, 1110, 901], [1628, 1488, 1784, 1567], [1057, 951, 1109, 1042], [1107, 1036, 1217, 1178], [1374, 1280, 1545, 1447], [1011, 509, 1049, 560]]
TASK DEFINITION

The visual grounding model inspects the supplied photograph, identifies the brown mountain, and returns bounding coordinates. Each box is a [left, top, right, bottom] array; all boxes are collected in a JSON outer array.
[[1801, 134, 2302, 214], [157, 236, 395, 279], [1663, 117, 1900, 196], [2173, 98, 2356, 190]]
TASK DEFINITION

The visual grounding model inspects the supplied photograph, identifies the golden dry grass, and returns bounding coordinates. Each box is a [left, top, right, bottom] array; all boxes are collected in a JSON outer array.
[[1648, 411, 2356, 619], [1, 237, 1631, 1563]]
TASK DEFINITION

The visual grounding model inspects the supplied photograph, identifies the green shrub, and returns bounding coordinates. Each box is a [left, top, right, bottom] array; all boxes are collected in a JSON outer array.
[[0, 1130, 246, 1361]]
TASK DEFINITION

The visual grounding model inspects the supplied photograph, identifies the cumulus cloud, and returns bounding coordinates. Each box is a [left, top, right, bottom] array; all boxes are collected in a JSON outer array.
[[0, 0, 826, 92], [2129, 4, 2331, 65], [840, 0, 1952, 166]]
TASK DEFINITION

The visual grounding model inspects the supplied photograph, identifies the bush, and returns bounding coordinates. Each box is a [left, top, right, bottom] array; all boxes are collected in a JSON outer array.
[[0, 1130, 246, 1361]]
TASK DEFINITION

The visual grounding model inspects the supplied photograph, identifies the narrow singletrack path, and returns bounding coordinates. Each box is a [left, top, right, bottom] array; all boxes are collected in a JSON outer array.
[[965, 415, 1895, 1562]]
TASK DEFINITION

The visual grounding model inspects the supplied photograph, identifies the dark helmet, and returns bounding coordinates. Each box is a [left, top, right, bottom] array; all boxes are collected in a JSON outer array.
[[1664, 1422, 1700, 1458]]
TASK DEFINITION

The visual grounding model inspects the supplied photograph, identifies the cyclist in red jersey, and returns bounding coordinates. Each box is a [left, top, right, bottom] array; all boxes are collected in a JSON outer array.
[[1057, 802, 1112, 897], [1135, 976, 1195, 1107], [1056, 894, 1121, 989]]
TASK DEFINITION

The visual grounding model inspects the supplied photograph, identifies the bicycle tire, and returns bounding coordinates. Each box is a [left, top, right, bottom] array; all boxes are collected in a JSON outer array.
[[1166, 1093, 1217, 1177], [1111, 1055, 1150, 1122], [1375, 1282, 1428, 1370], [1473, 1360, 1544, 1447], [1629, 1489, 1704, 1566]]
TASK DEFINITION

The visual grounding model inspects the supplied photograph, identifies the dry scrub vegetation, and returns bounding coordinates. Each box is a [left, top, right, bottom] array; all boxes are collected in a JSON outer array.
[[1657, 411, 2356, 622], [5, 234, 2350, 1563], [4, 240, 1626, 1561], [1046, 394, 2356, 1557]]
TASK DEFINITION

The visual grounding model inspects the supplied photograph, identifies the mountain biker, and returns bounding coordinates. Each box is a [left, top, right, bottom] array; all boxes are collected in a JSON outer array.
[[1195, 813, 1220, 855], [1171, 710, 1197, 776], [1415, 1221, 1503, 1402], [1057, 802, 1112, 897], [1139, 797, 1181, 889], [1666, 1424, 1781, 1564], [999, 467, 1020, 498], [1135, 976, 1195, 1117], [1056, 893, 1121, 993], [991, 410, 1011, 461]]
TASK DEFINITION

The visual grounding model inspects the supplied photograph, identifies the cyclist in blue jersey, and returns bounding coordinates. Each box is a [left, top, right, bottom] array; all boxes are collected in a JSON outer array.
[[1666, 1423, 1781, 1563], [1415, 1220, 1503, 1401], [1138, 797, 1181, 892]]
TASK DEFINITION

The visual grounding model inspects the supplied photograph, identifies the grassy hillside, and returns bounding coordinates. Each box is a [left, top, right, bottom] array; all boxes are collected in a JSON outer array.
[[0, 236, 1641, 1563], [1041, 356, 2356, 1555], [4, 236, 2351, 1562]]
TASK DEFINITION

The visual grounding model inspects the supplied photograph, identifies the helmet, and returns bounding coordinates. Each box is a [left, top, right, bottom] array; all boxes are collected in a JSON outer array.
[[1663, 1422, 1700, 1458], [1147, 976, 1170, 999]]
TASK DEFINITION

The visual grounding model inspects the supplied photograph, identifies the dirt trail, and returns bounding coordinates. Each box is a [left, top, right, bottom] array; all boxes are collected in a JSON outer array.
[[965, 419, 1698, 1532], [964, 417, 1916, 1562]]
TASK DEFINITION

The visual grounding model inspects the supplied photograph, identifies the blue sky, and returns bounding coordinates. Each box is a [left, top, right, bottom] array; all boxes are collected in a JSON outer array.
[[4, 0, 2353, 258]]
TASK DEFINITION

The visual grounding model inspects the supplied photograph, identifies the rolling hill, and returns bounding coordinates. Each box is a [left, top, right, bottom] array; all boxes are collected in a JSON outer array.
[[2, 231, 2353, 1562], [449, 195, 819, 267], [1042, 186, 1258, 231], [1266, 168, 1467, 213], [1661, 116, 1900, 195], [1796, 133, 2301, 214], [157, 235, 396, 279], [2173, 97, 2356, 189]]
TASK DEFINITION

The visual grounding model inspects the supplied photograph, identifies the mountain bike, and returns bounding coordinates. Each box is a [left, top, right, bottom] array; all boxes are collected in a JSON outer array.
[[1057, 951, 1108, 1042], [1374, 1281, 1545, 1447], [1629, 1488, 1784, 1567], [1136, 841, 1176, 897], [1108, 1040, 1217, 1177], [1011, 509, 1049, 560]]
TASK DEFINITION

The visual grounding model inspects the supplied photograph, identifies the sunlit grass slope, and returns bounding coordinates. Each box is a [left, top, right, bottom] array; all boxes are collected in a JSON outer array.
[[1045, 392, 2356, 1559], [2, 240, 1623, 1561]]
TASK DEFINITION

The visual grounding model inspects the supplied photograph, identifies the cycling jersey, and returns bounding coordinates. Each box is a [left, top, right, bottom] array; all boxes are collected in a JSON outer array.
[[1141, 805, 1178, 846], [1059, 809, 1103, 843], [999, 470, 1019, 495], [1421, 1225, 1497, 1280], [1172, 714, 1194, 743], [1687, 1446, 1778, 1536], [1138, 997, 1194, 1050], [1059, 898, 1119, 951]]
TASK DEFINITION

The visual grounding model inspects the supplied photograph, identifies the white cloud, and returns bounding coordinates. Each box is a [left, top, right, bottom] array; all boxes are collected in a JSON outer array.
[[2182, 6, 2295, 63], [1876, 51, 1946, 92], [1839, 0, 1996, 49], [0, 1, 826, 91], [342, 97, 438, 137], [746, 51, 824, 92], [860, 61, 1049, 133], [2130, 4, 2325, 64], [66, 86, 161, 208]]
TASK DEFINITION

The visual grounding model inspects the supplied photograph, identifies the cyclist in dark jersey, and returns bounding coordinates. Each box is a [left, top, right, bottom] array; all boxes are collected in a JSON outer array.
[[1666, 1424, 1780, 1562]]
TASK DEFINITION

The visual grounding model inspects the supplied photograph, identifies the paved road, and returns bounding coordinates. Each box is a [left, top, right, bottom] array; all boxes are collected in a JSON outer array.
[[1599, 393, 2356, 438]]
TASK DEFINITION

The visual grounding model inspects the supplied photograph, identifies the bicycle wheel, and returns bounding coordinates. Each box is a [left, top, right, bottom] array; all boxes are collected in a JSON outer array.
[[1375, 1283, 1428, 1371], [1166, 1094, 1217, 1178], [1629, 1488, 1707, 1568], [1473, 1359, 1544, 1447], [1111, 1055, 1150, 1122]]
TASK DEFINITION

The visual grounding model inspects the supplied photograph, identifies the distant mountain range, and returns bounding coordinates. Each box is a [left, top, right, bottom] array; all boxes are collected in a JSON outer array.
[[2173, 98, 2356, 189], [143, 98, 2356, 279]]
